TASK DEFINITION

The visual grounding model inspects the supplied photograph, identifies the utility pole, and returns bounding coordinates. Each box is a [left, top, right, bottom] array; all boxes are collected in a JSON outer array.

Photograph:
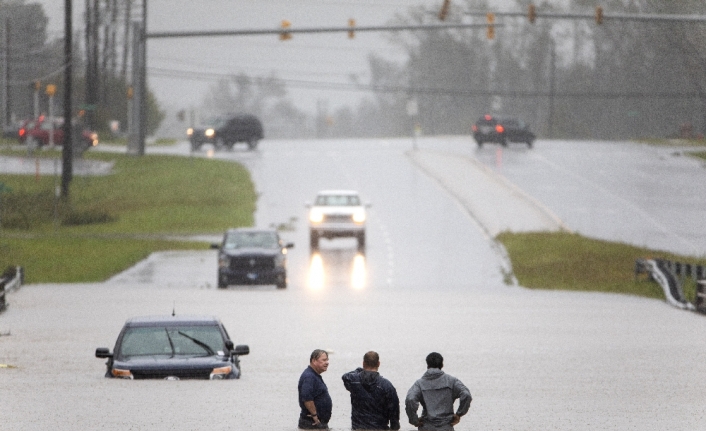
[[548, 39, 556, 139], [61, 0, 73, 198], [138, 0, 147, 155], [3, 18, 9, 128]]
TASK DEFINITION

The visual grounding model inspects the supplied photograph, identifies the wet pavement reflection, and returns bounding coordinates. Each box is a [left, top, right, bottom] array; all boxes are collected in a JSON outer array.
[[307, 242, 367, 291]]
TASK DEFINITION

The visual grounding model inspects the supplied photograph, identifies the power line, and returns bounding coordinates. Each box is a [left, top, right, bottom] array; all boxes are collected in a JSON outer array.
[[148, 66, 702, 100]]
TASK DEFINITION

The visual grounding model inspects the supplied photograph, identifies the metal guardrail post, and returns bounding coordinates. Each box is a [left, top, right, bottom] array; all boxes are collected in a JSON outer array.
[[696, 279, 706, 314], [0, 266, 23, 314], [0, 276, 6, 313]]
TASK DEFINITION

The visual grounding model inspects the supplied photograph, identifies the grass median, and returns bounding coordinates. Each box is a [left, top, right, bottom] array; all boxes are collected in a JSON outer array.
[[497, 231, 706, 302], [0, 149, 256, 283]]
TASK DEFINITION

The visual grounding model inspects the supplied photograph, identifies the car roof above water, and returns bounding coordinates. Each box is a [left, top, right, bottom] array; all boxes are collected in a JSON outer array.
[[123, 315, 221, 327]]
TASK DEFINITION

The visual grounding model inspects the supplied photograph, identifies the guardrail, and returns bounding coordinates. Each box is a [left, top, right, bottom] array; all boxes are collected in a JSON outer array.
[[635, 258, 703, 312], [0, 266, 23, 313]]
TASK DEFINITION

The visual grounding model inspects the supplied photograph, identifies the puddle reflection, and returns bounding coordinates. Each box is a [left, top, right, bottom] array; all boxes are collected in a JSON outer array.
[[307, 247, 367, 290]]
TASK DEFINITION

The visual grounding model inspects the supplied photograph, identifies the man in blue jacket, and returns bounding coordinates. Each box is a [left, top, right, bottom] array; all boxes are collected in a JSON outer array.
[[298, 349, 333, 429], [405, 352, 472, 431], [342, 351, 401, 430]]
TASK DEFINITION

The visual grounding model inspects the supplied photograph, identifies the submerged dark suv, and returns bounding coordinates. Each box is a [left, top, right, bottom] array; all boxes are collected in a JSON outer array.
[[472, 114, 535, 148], [95, 315, 250, 380]]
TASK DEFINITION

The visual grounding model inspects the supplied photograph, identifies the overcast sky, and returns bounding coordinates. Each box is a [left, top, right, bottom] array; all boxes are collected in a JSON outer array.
[[36, 0, 454, 116]]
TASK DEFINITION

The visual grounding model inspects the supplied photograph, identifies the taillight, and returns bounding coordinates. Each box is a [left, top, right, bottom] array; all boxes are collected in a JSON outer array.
[[495, 125, 505, 133], [472, 125, 477, 132], [484, 114, 492, 121], [19, 129, 25, 137]]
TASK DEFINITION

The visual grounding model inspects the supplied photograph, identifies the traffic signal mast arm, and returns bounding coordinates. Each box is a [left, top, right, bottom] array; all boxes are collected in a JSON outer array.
[[147, 21, 504, 39], [144, 10, 706, 40], [464, 8, 706, 24]]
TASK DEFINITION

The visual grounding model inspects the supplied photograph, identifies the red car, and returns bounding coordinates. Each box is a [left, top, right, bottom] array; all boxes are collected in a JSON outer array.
[[19, 116, 98, 149]]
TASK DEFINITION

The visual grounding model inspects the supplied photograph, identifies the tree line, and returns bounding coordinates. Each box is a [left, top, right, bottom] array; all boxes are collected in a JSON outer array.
[[315, 0, 706, 140], [1, 0, 162, 136]]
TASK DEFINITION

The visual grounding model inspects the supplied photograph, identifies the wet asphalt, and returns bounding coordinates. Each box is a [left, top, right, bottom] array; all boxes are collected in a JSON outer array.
[[1, 137, 705, 430]]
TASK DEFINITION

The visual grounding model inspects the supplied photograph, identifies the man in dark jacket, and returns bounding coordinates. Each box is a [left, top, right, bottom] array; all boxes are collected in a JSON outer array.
[[405, 352, 472, 431], [298, 349, 333, 429], [342, 351, 401, 430]]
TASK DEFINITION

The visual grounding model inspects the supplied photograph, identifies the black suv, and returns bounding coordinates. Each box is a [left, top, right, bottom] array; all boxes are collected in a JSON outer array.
[[211, 228, 294, 289], [187, 114, 263, 151], [95, 315, 250, 380], [472, 115, 535, 148]]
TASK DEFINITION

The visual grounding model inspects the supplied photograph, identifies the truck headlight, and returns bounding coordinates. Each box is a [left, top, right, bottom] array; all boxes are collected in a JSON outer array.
[[205, 128, 215, 138], [186, 127, 194, 136], [218, 255, 229, 268], [309, 209, 323, 224], [352, 210, 366, 223]]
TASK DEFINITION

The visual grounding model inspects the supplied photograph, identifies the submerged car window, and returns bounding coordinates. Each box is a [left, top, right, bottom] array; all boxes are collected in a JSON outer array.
[[315, 195, 361, 206], [118, 325, 225, 357], [224, 231, 279, 249]]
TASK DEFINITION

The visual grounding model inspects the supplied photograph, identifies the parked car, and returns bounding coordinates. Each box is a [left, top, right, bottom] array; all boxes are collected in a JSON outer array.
[[19, 116, 98, 150], [472, 114, 535, 148], [95, 315, 250, 380], [211, 228, 294, 289], [188, 114, 263, 151], [307, 190, 370, 251]]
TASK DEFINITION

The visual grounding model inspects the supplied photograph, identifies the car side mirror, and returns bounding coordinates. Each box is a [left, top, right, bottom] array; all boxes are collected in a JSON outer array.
[[234, 344, 250, 356], [210, 243, 220, 249], [95, 348, 112, 358], [286, 242, 294, 249]]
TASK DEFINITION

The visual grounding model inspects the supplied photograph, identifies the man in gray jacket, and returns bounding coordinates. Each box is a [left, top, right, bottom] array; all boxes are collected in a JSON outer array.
[[405, 352, 472, 430]]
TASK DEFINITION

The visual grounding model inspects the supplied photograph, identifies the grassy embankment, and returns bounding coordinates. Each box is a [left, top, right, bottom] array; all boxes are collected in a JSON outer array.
[[497, 231, 706, 303], [0, 147, 255, 283]]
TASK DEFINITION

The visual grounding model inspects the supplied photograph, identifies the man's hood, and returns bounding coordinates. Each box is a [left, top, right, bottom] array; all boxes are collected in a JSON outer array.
[[343, 367, 380, 387], [359, 369, 379, 387], [422, 368, 445, 380]]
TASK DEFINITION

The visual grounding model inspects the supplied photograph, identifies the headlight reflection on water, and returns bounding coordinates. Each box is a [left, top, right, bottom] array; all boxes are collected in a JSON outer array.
[[351, 253, 366, 289], [308, 253, 325, 290], [307, 251, 367, 290]]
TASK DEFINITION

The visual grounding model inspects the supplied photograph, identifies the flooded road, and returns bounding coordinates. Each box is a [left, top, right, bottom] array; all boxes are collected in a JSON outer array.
[[1, 137, 705, 430]]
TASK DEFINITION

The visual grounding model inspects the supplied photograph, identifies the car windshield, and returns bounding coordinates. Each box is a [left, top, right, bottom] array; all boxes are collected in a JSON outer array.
[[223, 231, 279, 249], [206, 117, 227, 128], [315, 194, 361, 206], [118, 325, 225, 357]]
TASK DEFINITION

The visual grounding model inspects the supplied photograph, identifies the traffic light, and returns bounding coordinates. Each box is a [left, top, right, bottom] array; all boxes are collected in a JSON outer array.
[[348, 18, 355, 39], [438, 0, 451, 21], [595, 6, 603, 25], [528, 4, 536, 24], [486, 13, 495, 39], [279, 20, 292, 41]]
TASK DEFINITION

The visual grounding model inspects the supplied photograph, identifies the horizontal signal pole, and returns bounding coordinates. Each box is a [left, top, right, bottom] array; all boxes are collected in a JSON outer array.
[[464, 10, 706, 23], [146, 22, 503, 39]]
